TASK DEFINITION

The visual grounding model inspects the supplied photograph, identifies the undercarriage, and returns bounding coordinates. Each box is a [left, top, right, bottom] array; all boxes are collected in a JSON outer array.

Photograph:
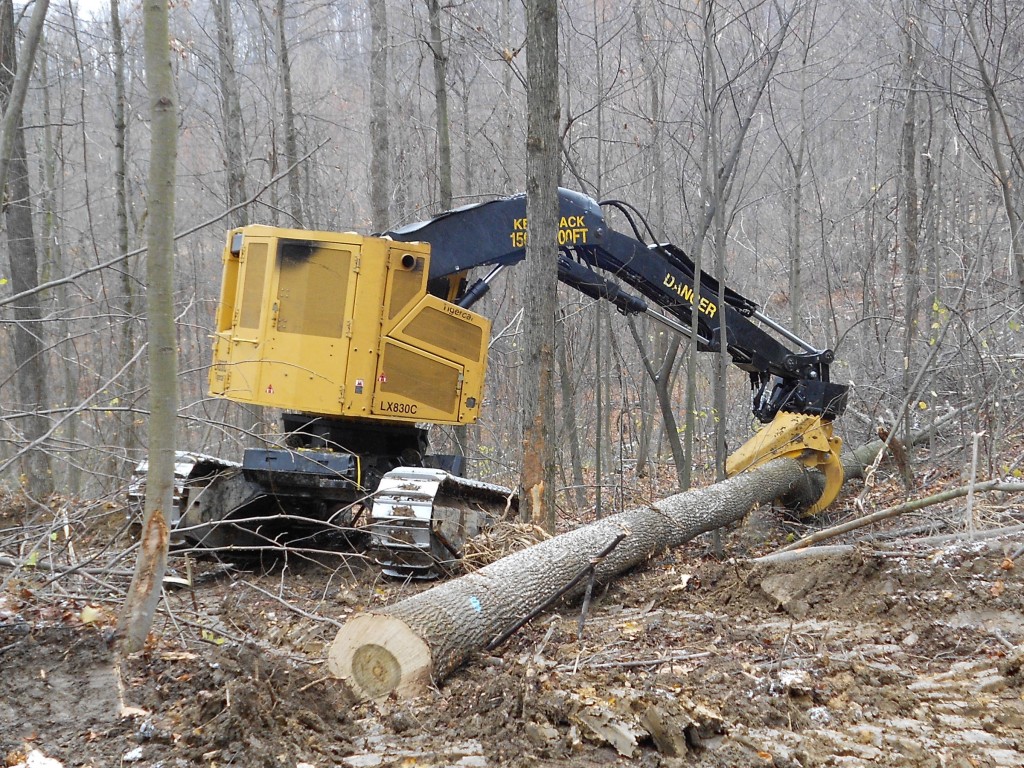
[[129, 418, 517, 578]]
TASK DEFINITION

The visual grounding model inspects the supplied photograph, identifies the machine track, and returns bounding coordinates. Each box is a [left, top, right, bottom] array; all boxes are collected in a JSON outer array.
[[130, 453, 515, 577], [368, 467, 517, 578]]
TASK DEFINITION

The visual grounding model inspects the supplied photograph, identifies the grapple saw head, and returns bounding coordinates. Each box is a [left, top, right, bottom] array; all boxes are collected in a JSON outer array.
[[725, 412, 844, 516]]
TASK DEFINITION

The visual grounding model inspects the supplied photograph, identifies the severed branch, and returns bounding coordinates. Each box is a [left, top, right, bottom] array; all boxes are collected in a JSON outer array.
[[776, 481, 1024, 553], [486, 531, 627, 651], [757, 524, 1024, 566], [0, 554, 137, 579]]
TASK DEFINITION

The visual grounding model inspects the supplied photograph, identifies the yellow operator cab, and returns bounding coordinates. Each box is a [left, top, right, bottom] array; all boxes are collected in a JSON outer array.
[[208, 225, 491, 426]]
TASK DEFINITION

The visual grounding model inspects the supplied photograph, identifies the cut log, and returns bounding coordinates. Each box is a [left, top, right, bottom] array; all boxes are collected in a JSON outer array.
[[329, 458, 813, 700], [328, 417, 962, 701], [327, 614, 432, 699]]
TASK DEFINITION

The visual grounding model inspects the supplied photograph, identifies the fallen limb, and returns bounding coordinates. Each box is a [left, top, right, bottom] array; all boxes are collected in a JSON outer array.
[[910, 522, 1024, 547], [754, 545, 855, 565], [757, 522, 1024, 565], [776, 481, 1024, 553], [0, 554, 137, 579]]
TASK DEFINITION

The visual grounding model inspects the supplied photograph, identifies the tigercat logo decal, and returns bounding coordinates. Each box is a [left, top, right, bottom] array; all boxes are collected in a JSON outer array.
[[443, 304, 474, 322]]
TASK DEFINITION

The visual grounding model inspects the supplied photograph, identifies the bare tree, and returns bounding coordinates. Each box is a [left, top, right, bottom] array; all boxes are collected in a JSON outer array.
[[682, 0, 794, 487], [520, 0, 559, 530], [119, 0, 178, 653], [953, 0, 1024, 299], [899, 0, 924, 457], [212, 0, 248, 228], [0, 0, 52, 499], [108, 0, 142, 476], [426, 0, 452, 209], [276, 0, 303, 227], [369, 0, 390, 230]]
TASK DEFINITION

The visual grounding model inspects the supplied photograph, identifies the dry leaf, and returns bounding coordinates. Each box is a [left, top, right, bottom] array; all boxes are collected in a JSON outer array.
[[79, 605, 104, 624], [619, 620, 643, 637]]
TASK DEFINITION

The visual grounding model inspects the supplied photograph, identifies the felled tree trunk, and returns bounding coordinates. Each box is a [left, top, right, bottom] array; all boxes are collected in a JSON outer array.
[[329, 411, 964, 701], [329, 459, 813, 700]]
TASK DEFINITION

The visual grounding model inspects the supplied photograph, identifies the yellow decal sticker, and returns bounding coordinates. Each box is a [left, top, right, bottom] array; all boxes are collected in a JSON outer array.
[[510, 215, 590, 248], [662, 273, 718, 318]]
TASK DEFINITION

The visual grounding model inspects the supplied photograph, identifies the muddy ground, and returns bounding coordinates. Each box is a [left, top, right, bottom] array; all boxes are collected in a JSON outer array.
[[1, 475, 1023, 767]]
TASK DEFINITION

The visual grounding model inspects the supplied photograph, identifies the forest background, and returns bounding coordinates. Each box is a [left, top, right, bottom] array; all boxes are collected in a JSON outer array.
[[1, 0, 1022, 521]]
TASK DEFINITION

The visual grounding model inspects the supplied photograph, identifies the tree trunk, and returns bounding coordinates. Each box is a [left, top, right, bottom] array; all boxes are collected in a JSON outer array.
[[520, 0, 559, 530], [899, 0, 922, 448], [556, 313, 587, 509], [330, 457, 815, 701], [212, 0, 248, 228], [682, 0, 717, 491], [960, 8, 1024, 300], [119, 0, 178, 654], [683, 1, 792, 488], [111, 0, 132, 353], [0, 0, 47, 195], [38, 44, 77, 494], [499, 0, 514, 193], [110, 0, 141, 477], [788, 54, 807, 336], [328, 423, 935, 702], [0, 0, 53, 499], [426, 0, 452, 209], [627, 317, 686, 487], [275, 0, 302, 227], [368, 0, 390, 230], [424, 0, 469, 463]]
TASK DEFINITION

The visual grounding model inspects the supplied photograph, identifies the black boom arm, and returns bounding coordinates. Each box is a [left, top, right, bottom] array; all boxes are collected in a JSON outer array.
[[385, 188, 848, 423]]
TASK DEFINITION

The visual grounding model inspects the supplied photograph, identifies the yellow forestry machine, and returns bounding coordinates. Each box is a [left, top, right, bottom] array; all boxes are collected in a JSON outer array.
[[139, 189, 848, 577]]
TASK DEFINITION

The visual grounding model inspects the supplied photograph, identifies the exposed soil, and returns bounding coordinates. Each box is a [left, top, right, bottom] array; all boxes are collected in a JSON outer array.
[[2, 484, 1023, 767]]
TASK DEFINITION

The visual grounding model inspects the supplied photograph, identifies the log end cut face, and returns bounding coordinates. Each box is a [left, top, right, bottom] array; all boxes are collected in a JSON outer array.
[[328, 613, 433, 701]]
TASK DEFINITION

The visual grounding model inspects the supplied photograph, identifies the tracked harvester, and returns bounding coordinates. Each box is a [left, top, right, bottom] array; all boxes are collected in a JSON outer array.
[[145, 189, 849, 577]]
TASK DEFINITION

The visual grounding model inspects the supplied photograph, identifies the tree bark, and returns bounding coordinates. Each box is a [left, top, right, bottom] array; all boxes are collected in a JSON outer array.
[[627, 317, 686, 487], [328, 413, 962, 701], [0, 0, 53, 498], [329, 457, 813, 701], [110, 0, 141, 478], [520, 0, 559, 529], [212, 0, 248, 228], [275, 0, 302, 227], [556, 314, 587, 509], [426, 0, 452, 209], [899, 0, 922, 449], [0, 0, 47, 196], [368, 0, 390, 230], [119, 0, 178, 654]]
